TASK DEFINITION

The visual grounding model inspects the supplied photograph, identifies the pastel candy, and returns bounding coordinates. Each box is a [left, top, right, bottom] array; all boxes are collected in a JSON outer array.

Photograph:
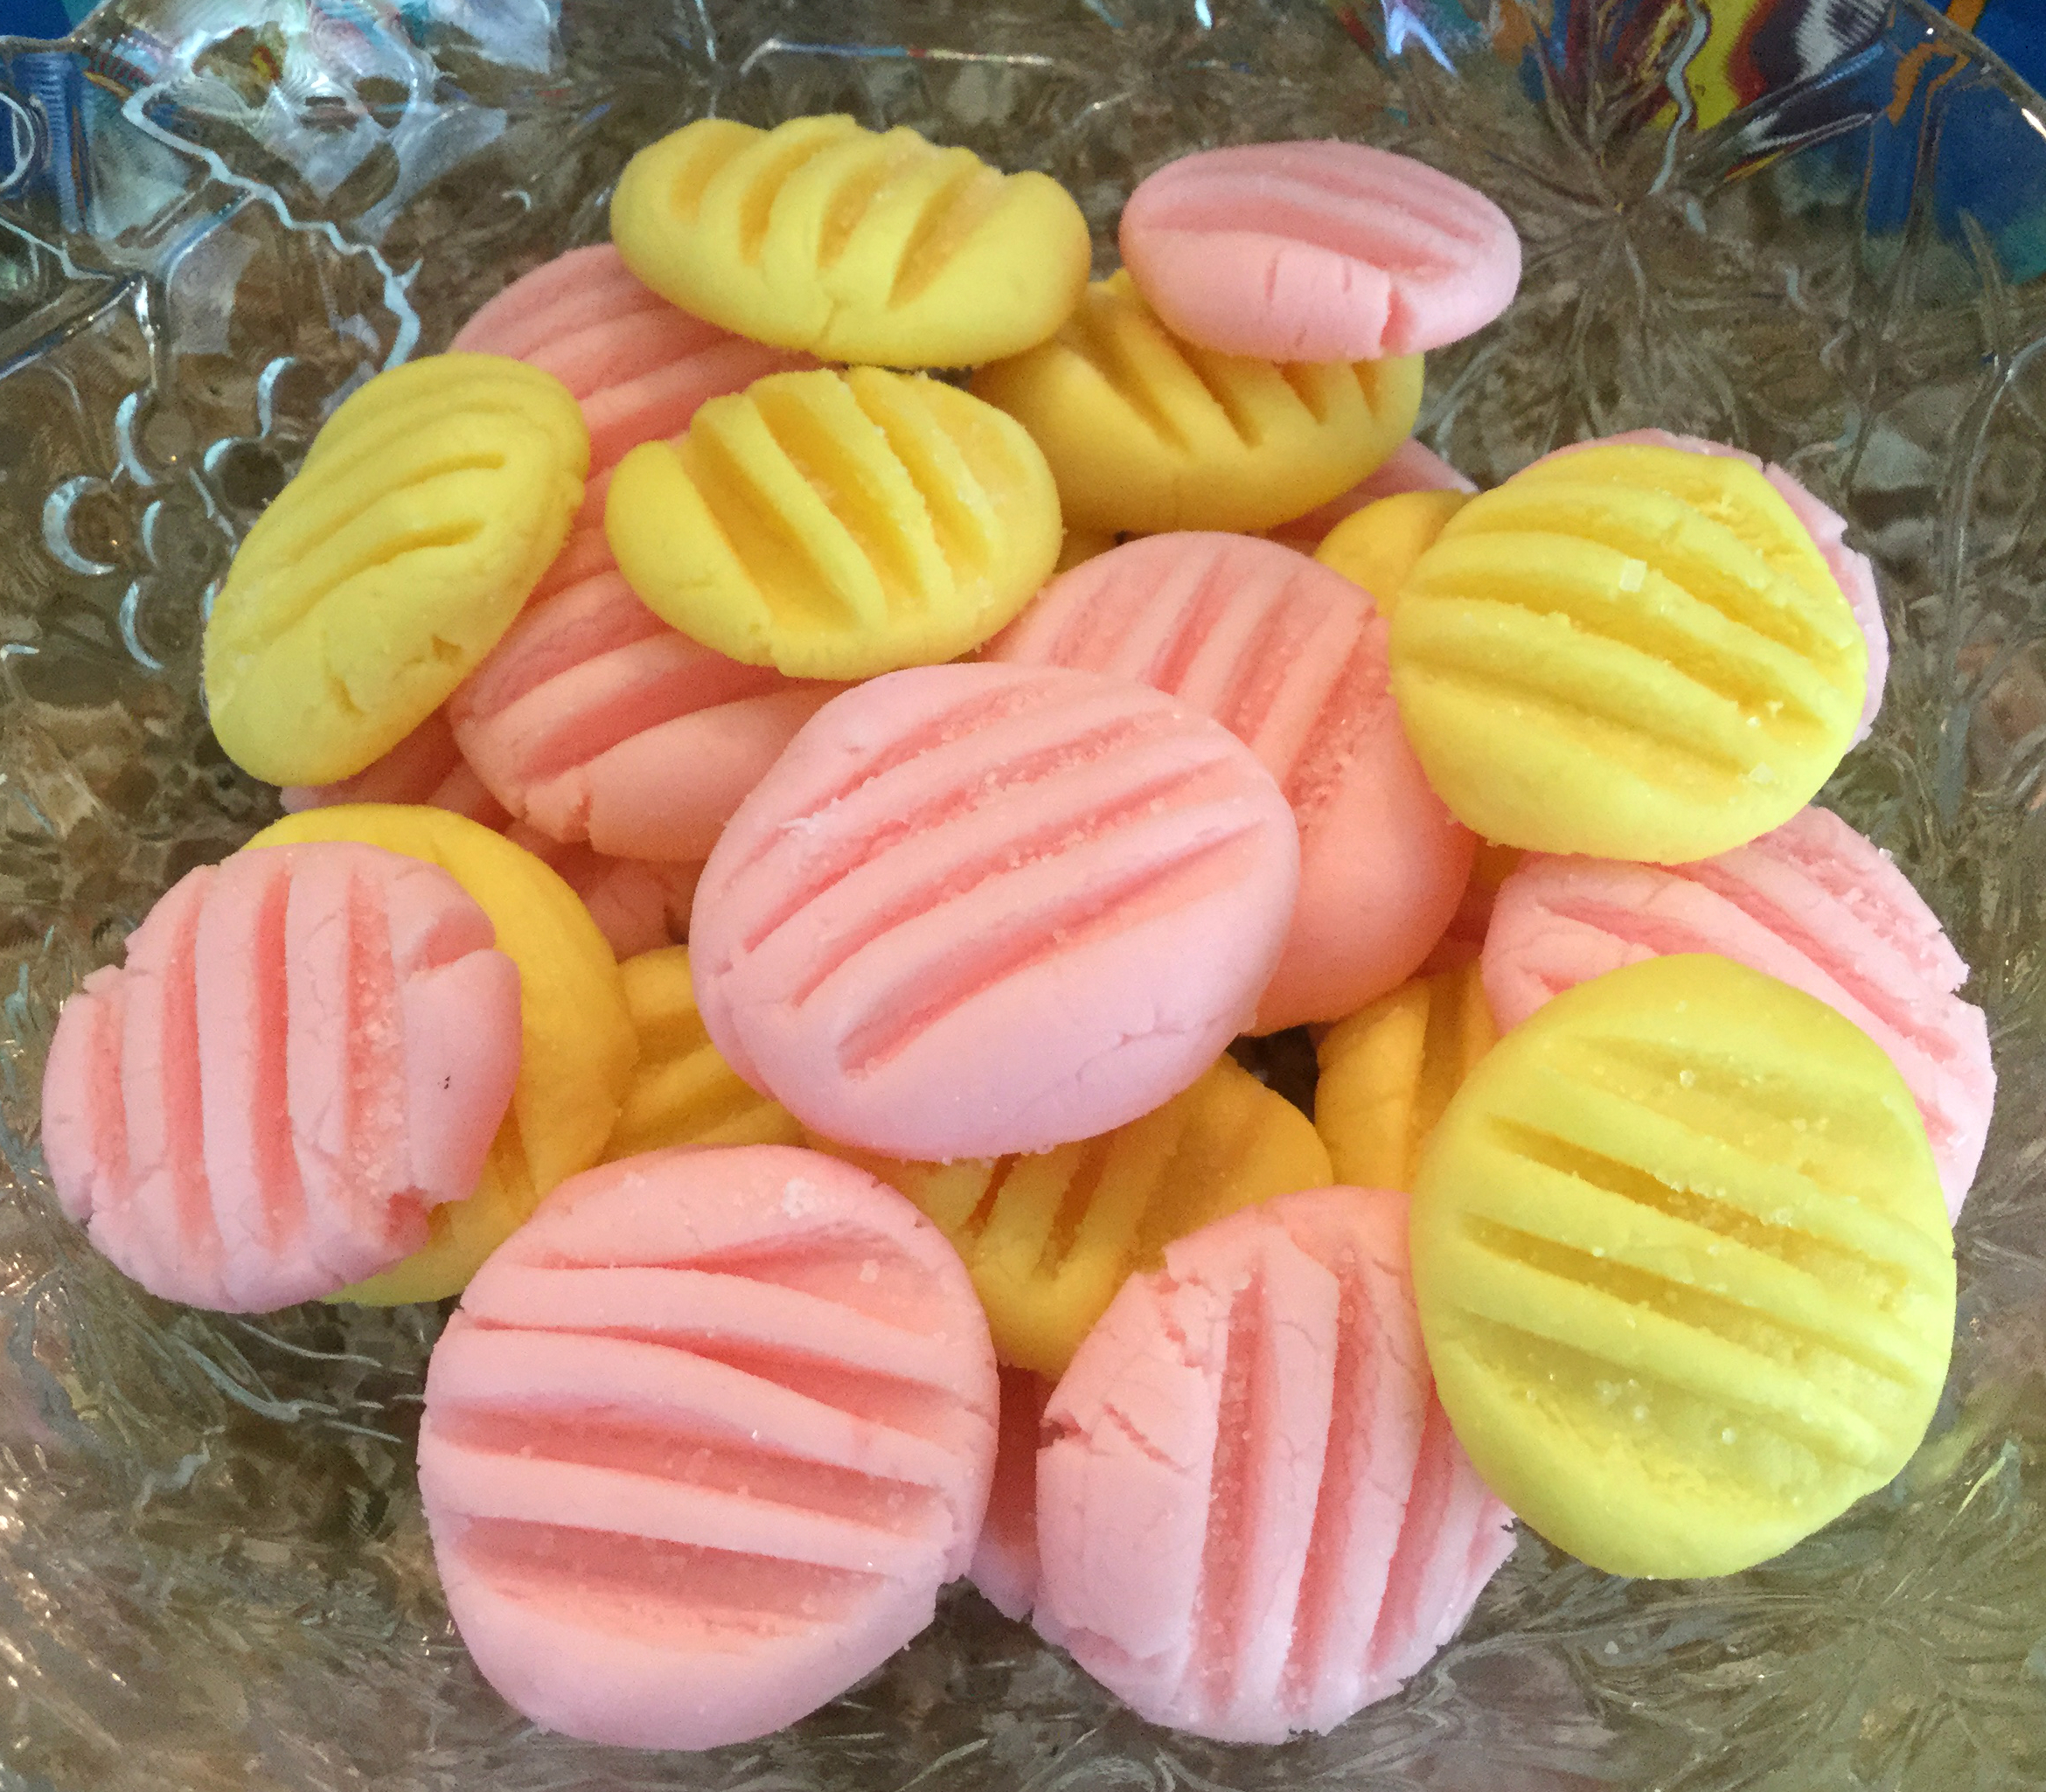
[[281, 709, 509, 828], [607, 367, 1062, 679], [1267, 435, 1475, 547], [204, 355, 588, 786], [418, 1144, 999, 1750], [451, 243, 815, 496], [603, 947, 802, 1161], [1546, 429, 1887, 740], [690, 662, 1301, 1161], [248, 805, 636, 1303], [1481, 804, 1994, 1218], [811, 1052, 1333, 1376], [1389, 443, 1868, 860], [1314, 960, 1494, 1191], [1314, 490, 1471, 616], [40, 843, 520, 1311], [971, 1366, 1054, 1622], [449, 567, 844, 861], [988, 532, 1472, 1031], [1120, 141, 1521, 362], [971, 271, 1423, 535], [1035, 1186, 1515, 1743], [610, 115, 1091, 366], [1411, 954, 1956, 1579]]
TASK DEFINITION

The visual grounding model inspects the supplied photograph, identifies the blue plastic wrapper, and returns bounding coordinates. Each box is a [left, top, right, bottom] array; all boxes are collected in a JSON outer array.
[[2, 3, 2045, 1789]]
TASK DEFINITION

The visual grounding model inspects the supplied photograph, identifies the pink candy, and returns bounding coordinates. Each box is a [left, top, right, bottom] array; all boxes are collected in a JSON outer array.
[[41, 843, 520, 1310], [1119, 141, 1520, 362], [418, 1145, 998, 1751]]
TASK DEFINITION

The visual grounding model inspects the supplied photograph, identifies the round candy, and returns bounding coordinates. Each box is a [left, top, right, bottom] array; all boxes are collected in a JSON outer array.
[[1119, 141, 1521, 362], [418, 1144, 999, 1750], [1480, 804, 1994, 1218], [1267, 434, 1475, 548], [970, 271, 1422, 536], [610, 115, 1090, 366], [602, 947, 802, 1161], [203, 354, 588, 787], [248, 805, 635, 1302], [1314, 489, 1471, 615], [41, 843, 520, 1311], [1388, 442, 1869, 861], [690, 662, 1301, 1161], [814, 1052, 1332, 1377], [1411, 953, 1956, 1579], [606, 366, 1062, 679], [988, 531, 1472, 1031], [1035, 1185, 1515, 1743], [502, 825, 702, 962], [449, 566, 843, 861]]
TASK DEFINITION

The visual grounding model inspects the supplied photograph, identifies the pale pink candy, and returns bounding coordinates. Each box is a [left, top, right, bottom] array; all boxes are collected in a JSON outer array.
[[1542, 429, 1887, 741], [280, 711, 509, 828], [417, 1144, 999, 1751], [453, 243, 815, 505], [40, 843, 521, 1311], [988, 532, 1472, 1031], [449, 569, 844, 863], [1119, 141, 1521, 363], [971, 1366, 1053, 1622], [691, 663, 1301, 1161], [1035, 1186, 1514, 1743], [505, 823, 702, 960], [1267, 436, 1476, 547], [1481, 803, 1994, 1219]]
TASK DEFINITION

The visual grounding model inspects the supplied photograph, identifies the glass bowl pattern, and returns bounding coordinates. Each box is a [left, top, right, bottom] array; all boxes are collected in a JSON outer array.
[[1, 2, 2044, 1788]]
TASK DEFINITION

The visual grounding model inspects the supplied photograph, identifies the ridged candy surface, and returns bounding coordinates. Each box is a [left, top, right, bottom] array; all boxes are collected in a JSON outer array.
[[1035, 1185, 1515, 1743], [203, 354, 588, 786], [418, 1144, 999, 1750], [1411, 953, 1956, 1579], [1119, 141, 1521, 361], [40, 844, 520, 1311], [248, 805, 635, 1302], [971, 272, 1422, 535], [1315, 960, 1494, 1191], [811, 1053, 1332, 1377], [1481, 805, 1994, 1218], [690, 662, 1301, 1161], [603, 947, 802, 1161], [449, 568, 844, 860], [607, 367, 1062, 679], [1388, 443, 1868, 860], [609, 115, 1091, 366], [988, 532, 1472, 1030]]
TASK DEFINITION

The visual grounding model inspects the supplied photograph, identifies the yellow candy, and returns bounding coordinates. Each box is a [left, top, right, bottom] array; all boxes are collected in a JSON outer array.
[[605, 366, 1061, 679], [970, 271, 1422, 535], [247, 804, 636, 1302], [1410, 953, 1954, 1579], [1315, 959, 1494, 1190], [205, 355, 588, 786], [812, 1054, 1330, 1376], [1388, 444, 1866, 862], [1054, 525, 1118, 573], [1315, 489, 1471, 615], [610, 115, 1091, 367], [603, 946, 802, 1158]]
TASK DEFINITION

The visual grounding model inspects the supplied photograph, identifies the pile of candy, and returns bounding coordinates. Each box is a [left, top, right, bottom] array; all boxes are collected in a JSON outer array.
[[38, 114, 1990, 1754]]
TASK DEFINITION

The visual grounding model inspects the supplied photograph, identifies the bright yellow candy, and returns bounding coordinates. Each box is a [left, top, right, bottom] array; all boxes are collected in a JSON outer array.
[[813, 1054, 1331, 1377], [603, 947, 802, 1158], [609, 115, 1091, 367], [1388, 443, 1866, 862], [247, 804, 636, 1303], [970, 271, 1422, 535], [1315, 959, 1494, 1191], [1315, 489, 1471, 615], [204, 355, 588, 787], [1410, 953, 1955, 1579], [606, 366, 1061, 679]]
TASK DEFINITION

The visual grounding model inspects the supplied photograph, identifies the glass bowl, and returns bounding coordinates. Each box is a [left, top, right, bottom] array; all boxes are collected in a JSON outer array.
[[2, 3, 2044, 1788]]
